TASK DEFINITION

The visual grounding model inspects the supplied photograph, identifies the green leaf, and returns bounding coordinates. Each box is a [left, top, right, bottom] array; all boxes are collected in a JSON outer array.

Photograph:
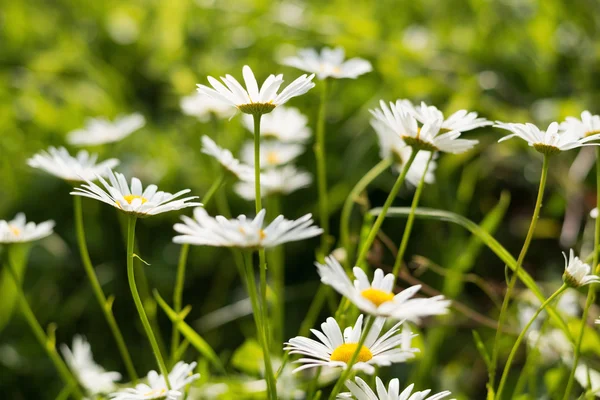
[[231, 339, 263, 376]]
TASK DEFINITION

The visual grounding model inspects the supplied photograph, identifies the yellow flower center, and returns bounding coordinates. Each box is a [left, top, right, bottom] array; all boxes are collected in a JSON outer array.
[[8, 225, 20, 236], [143, 388, 167, 397], [259, 229, 266, 240], [361, 287, 394, 307], [586, 130, 600, 137], [122, 195, 148, 204], [330, 343, 373, 363], [266, 151, 280, 165]]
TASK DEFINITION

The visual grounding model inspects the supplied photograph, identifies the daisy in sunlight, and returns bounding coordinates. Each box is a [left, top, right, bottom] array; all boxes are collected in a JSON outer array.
[[0, 213, 54, 243], [560, 110, 600, 138], [234, 165, 312, 200], [180, 92, 235, 121], [27, 146, 119, 182], [201, 135, 254, 180], [562, 249, 600, 288], [241, 106, 311, 143], [239, 140, 305, 168], [339, 376, 453, 400], [67, 113, 145, 146], [402, 100, 491, 133], [282, 46, 372, 80]]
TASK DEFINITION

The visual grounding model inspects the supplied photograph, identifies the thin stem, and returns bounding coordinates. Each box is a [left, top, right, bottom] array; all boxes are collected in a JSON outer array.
[[268, 195, 285, 350], [355, 150, 419, 267], [490, 154, 550, 394], [73, 196, 138, 382], [496, 283, 567, 399], [315, 78, 330, 260], [340, 158, 393, 271], [126, 215, 171, 389], [253, 114, 263, 213], [391, 152, 434, 278]]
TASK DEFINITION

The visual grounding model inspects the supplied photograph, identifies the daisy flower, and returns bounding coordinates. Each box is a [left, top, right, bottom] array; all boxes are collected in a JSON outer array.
[[371, 101, 478, 154], [196, 65, 315, 115], [241, 106, 311, 143], [61, 335, 121, 395], [239, 140, 305, 168], [282, 46, 372, 80], [234, 165, 312, 200], [173, 208, 322, 248], [70, 169, 201, 217], [316, 256, 450, 321], [284, 315, 418, 374], [562, 248, 600, 288], [560, 110, 600, 138], [0, 213, 54, 243], [495, 121, 600, 155], [404, 100, 492, 133], [592, 208, 598, 219], [110, 361, 199, 400], [180, 92, 235, 121], [371, 119, 436, 186], [27, 146, 119, 182], [200, 135, 254, 180], [67, 113, 145, 146], [338, 376, 453, 400]]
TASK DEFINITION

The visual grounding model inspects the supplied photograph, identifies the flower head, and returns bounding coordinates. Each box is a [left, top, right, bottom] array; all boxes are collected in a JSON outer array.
[[27, 146, 119, 182], [562, 249, 600, 288], [560, 111, 600, 138], [284, 315, 418, 374], [282, 46, 372, 80], [201, 135, 253, 180], [110, 361, 199, 400], [339, 376, 453, 400], [317, 256, 450, 321], [180, 92, 235, 121], [239, 140, 305, 168], [61, 335, 121, 395], [495, 121, 600, 155], [234, 165, 312, 200], [173, 208, 322, 248], [70, 170, 200, 217], [0, 213, 54, 243], [404, 100, 491, 133], [241, 106, 311, 143], [197, 65, 315, 115], [67, 113, 145, 146]]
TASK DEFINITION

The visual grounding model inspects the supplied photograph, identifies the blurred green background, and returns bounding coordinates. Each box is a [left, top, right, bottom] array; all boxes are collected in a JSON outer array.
[[2, 0, 600, 398]]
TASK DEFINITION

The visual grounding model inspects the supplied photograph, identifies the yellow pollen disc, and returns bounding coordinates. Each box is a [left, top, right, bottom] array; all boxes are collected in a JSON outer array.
[[266, 151, 280, 165], [122, 195, 148, 204], [361, 287, 394, 307], [9, 225, 21, 236], [330, 343, 373, 363], [259, 229, 266, 240], [239, 227, 246, 234], [586, 130, 600, 137]]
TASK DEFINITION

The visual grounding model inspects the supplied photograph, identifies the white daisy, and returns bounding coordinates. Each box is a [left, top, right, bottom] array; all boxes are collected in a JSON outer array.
[[284, 315, 418, 374], [173, 208, 322, 248], [562, 248, 600, 288], [560, 110, 600, 138], [495, 121, 600, 155], [239, 140, 305, 168], [200, 135, 253, 180], [234, 165, 312, 200], [110, 361, 200, 400], [370, 101, 478, 154], [592, 208, 598, 219], [0, 213, 54, 243], [196, 65, 315, 115], [180, 92, 235, 121], [67, 113, 145, 146], [574, 363, 600, 396], [316, 256, 450, 321], [27, 146, 119, 182], [371, 119, 436, 186], [338, 376, 453, 400], [282, 46, 372, 80], [61, 335, 121, 395], [526, 329, 572, 364], [403, 100, 492, 133], [70, 169, 201, 217], [241, 106, 311, 143]]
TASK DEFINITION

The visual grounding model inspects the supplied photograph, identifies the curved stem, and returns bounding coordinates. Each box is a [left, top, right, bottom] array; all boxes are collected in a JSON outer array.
[[496, 284, 567, 399], [355, 151, 418, 267], [73, 196, 138, 382], [490, 154, 550, 394], [315, 79, 330, 260], [391, 152, 434, 278], [340, 158, 393, 271], [126, 215, 171, 389]]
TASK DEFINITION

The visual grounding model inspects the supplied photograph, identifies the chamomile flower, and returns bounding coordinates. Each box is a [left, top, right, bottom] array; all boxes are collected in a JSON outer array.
[[282, 46, 372, 80], [180, 92, 235, 121], [110, 361, 200, 400], [241, 107, 311, 143], [371, 119, 436, 186], [404, 100, 492, 133], [70, 170, 200, 217], [560, 110, 600, 138], [562, 249, 600, 288], [285, 315, 418, 374], [338, 376, 453, 400], [316, 256, 450, 321], [239, 140, 305, 168], [234, 165, 312, 200], [201, 135, 254, 180], [27, 146, 119, 182], [0, 213, 54, 243], [67, 113, 145, 146], [371, 101, 478, 154], [196, 65, 315, 115], [61, 335, 121, 395], [173, 208, 322, 248], [495, 121, 600, 155]]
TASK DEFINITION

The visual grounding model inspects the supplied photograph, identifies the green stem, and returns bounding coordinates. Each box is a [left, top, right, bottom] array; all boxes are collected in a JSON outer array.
[[340, 158, 393, 271], [315, 78, 330, 260], [268, 195, 285, 350], [327, 316, 375, 400], [496, 283, 567, 399], [126, 215, 171, 389], [355, 150, 418, 267], [253, 114, 263, 213], [391, 152, 434, 278], [73, 196, 138, 382], [490, 154, 550, 394]]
